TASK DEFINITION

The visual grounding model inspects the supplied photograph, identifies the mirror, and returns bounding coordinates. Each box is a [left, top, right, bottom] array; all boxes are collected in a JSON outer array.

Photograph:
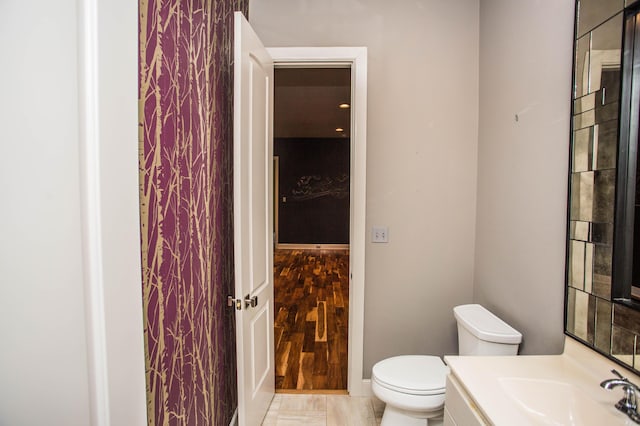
[[565, 0, 640, 372]]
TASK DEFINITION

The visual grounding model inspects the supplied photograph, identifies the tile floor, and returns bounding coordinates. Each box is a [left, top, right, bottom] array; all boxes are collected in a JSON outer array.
[[261, 394, 384, 426]]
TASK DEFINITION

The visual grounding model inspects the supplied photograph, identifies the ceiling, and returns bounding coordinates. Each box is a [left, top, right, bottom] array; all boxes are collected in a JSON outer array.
[[274, 67, 351, 139]]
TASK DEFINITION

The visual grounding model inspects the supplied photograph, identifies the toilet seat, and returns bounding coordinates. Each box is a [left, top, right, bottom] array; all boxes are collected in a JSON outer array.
[[372, 355, 448, 395]]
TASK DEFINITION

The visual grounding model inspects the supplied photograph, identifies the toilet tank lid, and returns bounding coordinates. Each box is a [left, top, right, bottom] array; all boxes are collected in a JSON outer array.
[[454, 304, 522, 344]]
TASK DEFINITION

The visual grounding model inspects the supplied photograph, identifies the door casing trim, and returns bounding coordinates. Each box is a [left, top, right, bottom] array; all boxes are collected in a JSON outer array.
[[268, 46, 368, 396]]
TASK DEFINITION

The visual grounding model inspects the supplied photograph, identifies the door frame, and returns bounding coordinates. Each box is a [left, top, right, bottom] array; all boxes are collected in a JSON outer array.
[[274, 156, 280, 245], [77, 0, 147, 423], [268, 47, 368, 396]]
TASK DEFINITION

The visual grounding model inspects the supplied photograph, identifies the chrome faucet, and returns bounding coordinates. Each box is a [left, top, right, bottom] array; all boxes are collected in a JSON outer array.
[[601, 369, 640, 423]]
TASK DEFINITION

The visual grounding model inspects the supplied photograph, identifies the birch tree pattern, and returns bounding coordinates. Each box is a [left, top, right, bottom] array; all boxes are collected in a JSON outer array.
[[139, 1, 248, 424]]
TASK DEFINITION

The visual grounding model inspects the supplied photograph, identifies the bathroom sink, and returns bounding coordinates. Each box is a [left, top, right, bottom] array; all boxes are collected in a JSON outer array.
[[498, 377, 613, 425]]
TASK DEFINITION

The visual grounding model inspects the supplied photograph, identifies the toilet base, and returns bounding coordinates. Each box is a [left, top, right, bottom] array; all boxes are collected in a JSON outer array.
[[380, 405, 444, 426]]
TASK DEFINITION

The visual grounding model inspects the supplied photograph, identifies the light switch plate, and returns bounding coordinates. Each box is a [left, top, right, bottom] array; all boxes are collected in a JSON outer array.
[[372, 226, 388, 243]]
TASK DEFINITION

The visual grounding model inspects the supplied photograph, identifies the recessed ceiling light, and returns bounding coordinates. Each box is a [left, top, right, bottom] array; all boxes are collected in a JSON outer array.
[[339, 103, 350, 109], [335, 127, 344, 132]]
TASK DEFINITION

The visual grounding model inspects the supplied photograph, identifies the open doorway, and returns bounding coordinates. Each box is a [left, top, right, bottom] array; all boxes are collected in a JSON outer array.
[[273, 67, 351, 392]]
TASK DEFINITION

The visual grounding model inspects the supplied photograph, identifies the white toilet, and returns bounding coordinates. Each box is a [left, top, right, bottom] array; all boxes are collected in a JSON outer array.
[[371, 304, 522, 426]]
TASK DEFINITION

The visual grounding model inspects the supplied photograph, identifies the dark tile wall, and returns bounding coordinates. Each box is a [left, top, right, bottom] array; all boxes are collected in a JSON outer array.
[[567, 0, 640, 372]]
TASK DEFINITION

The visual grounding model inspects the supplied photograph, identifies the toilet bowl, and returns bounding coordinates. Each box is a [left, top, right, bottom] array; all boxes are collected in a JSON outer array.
[[372, 355, 448, 426], [371, 304, 522, 426]]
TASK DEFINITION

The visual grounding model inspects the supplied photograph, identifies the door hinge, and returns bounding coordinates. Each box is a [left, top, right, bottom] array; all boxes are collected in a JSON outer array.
[[227, 295, 242, 310]]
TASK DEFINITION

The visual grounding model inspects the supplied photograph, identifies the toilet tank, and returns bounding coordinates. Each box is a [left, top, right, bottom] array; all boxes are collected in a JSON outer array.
[[453, 304, 522, 356]]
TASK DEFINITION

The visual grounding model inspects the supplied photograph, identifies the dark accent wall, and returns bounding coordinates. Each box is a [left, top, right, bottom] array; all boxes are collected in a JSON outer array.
[[275, 138, 350, 244], [138, 0, 248, 424], [565, 1, 640, 375]]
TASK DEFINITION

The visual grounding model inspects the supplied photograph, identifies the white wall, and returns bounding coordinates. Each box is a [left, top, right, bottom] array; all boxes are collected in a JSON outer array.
[[249, 0, 480, 376], [0, 0, 146, 424], [473, 0, 575, 354], [0, 1, 92, 423]]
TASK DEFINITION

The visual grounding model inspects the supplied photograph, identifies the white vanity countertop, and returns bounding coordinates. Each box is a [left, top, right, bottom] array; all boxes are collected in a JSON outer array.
[[444, 337, 640, 425]]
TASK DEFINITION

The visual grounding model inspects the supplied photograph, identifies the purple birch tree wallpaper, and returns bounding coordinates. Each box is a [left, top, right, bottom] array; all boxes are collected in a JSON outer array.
[[138, 0, 248, 424]]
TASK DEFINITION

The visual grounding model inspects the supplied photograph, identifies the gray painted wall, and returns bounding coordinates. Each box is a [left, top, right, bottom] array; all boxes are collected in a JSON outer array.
[[249, 0, 480, 377], [473, 0, 575, 355], [250, 0, 576, 379]]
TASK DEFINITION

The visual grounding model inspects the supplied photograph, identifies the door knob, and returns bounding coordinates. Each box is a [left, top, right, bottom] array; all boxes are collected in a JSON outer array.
[[244, 294, 258, 308]]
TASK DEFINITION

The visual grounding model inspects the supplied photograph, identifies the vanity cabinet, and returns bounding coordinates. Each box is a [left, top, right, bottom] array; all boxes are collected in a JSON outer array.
[[443, 374, 488, 426]]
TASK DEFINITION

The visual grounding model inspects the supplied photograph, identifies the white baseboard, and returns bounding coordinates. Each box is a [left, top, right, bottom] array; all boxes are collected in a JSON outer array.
[[275, 243, 349, 250], [229, 407, 238, 426], [360, 379, 385, 418], [348, 378, 372, 397], [360, 379, 373, 397]]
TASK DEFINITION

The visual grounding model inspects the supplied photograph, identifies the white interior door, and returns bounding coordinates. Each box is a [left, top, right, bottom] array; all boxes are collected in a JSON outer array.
[[233, 11, 275, 426]]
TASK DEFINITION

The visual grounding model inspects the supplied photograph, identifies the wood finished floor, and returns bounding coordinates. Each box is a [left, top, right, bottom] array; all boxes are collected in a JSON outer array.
[[274, 249, 349, 391]]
